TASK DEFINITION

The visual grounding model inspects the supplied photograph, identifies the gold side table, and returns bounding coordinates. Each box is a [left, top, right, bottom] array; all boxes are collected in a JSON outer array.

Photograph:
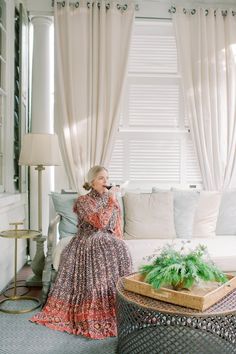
[[0, 222, 41, 314]]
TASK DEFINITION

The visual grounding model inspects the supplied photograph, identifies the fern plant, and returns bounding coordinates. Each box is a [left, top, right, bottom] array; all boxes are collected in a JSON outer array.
[[140, 244, 228, 290]]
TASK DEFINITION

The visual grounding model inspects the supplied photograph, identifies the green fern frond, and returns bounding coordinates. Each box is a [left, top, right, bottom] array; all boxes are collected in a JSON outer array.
[[139, 244, 227, 290]]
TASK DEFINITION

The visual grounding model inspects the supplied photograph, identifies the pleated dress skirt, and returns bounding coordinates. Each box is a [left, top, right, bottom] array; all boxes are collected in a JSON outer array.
[[30, 231, 132, 339]]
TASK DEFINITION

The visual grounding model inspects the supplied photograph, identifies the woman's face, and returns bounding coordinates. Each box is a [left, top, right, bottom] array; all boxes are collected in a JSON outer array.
[[91, 169, 109, 193]]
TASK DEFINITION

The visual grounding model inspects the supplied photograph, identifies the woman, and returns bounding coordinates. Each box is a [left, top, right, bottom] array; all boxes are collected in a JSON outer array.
[[30, 165, 132, 339]]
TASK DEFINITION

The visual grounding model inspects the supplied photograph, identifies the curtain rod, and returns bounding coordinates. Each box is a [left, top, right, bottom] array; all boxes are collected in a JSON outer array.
[[136, 17, 171, 20], [169, 5, 236, 16], [52, 1, 140, 11]]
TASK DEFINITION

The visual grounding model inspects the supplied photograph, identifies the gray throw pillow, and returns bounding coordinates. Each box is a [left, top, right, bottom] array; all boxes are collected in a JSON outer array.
[[173, 190, 200, 238], [216, 190, 236, 235], [51, 192, 78, 239]]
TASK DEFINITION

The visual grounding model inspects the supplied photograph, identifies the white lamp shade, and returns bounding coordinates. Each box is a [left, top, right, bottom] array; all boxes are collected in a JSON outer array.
[[19, 133, 61, 166]]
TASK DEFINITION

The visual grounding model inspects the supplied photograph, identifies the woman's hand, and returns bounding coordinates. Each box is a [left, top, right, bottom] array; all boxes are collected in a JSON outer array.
[[108, 186, 121, 201]]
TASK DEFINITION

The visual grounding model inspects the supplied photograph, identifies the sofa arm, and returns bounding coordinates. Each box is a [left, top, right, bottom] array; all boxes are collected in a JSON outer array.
[[41, 214, 61, 305], [48, 214, 61, 252]]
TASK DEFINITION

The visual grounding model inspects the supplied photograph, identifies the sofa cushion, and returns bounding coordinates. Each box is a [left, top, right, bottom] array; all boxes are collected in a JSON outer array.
[[53, 236, 236, 272], [51, 192, 78, 239], [123, 192, 176, 239], [125, 237, 236, 272], [216, 190, 236, 235], [53, 235, 74, 270], [192, 191, 221, 238], [172, 190, 200, 238], [152, 189, 221, 238]]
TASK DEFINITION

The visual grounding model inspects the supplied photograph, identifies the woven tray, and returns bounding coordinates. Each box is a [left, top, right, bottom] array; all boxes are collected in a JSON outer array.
[[123, 273, 236, 311]]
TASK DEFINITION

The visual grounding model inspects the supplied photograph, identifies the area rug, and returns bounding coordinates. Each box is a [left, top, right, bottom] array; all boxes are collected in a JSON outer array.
[[0, 300, 117, 354]]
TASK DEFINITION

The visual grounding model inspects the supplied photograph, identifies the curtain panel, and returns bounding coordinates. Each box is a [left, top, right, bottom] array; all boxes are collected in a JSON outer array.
[[173, 7, 236, 190], [54, 0, 135, 192]]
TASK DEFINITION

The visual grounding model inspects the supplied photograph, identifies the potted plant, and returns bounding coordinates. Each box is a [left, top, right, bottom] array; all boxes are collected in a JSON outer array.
[[140, 244, 228, 291]]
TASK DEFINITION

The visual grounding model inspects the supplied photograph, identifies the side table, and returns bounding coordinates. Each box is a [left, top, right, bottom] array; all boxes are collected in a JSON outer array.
[[0, 223, 41, 314], [116, 277, 236, 354]]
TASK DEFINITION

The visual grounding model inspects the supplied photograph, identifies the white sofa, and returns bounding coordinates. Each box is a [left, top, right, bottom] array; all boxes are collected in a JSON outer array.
[[41, 189, 236, 303]]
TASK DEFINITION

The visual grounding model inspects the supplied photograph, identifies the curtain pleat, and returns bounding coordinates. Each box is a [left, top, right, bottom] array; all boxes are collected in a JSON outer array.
[[54, 1, 135, 192], [173, 7, 236, 190]]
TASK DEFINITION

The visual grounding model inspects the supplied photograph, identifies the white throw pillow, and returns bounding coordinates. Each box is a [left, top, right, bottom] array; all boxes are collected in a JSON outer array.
[[123, 192, 176, 239], [192, 191, 222, 238]]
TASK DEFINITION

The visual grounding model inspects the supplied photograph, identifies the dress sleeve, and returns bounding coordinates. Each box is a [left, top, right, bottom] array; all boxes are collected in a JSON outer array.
[[73, 194, 118, 230]]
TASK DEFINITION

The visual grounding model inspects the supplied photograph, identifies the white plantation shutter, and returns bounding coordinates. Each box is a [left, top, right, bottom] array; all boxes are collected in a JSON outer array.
[[109, 140, 124, 182], [129, 138, 181, 182], [109, 20, 202, 189], [128, 21, 178, 73], [128, 80, 180, 127]]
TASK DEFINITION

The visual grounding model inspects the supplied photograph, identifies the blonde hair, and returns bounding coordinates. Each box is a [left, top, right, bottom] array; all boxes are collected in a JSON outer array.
[[83, 165, 108, 191]]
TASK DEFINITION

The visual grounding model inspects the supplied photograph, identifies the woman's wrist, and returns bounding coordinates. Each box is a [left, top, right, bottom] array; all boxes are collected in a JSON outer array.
[[108, 187, 120, 202]]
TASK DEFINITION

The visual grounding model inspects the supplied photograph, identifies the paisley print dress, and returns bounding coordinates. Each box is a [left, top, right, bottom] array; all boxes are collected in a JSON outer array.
[[30, 189, 132, 339]]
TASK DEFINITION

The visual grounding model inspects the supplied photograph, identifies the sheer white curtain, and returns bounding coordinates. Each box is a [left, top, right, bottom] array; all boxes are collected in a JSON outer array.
[[54, 1, 135, 192], [173, 7, 236, 190]]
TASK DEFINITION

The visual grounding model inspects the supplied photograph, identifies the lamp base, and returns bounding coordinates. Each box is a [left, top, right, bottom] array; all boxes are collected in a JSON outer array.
[[26, 274, 43, 287], [28, 236, 46, 287], [0, 295, 41, 314]]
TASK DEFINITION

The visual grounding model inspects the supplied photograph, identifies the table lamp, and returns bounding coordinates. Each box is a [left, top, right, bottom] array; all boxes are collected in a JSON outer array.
[[19, 133, 61, 283]]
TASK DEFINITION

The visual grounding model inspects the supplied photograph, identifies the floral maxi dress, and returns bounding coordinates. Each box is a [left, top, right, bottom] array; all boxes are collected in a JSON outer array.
[[30, 189, 132, 339]]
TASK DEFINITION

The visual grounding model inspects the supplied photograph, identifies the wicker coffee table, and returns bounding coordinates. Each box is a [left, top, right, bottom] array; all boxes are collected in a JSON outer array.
[[116, 277, 236, 354]]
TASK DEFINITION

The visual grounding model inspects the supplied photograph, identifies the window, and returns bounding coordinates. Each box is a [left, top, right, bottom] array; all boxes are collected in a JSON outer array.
[[109, 19, 201, 190]]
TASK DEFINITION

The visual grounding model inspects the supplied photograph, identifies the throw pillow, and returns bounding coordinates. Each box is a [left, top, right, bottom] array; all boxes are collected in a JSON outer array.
[[51, 192, 78, 239], [192, 191, 222, 238], [116, 193, 125, 231], [216, 189, 236, 235], [172, 190, 200, 238], [123, 191, 176, 239], [152, 187, 170, 192]]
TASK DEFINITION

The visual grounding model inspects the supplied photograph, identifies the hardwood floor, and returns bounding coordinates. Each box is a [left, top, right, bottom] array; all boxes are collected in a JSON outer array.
[[0, 264, 42, 301]]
